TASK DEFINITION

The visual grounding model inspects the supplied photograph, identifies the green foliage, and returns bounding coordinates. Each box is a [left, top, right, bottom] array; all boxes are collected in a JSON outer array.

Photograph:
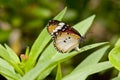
[[23, 7, 67, 72], [108, 38, 120, 80], [63, 46, 112, 80], [55, 63, 62, 80], [109, 38, 120, 71], [0, 58, 21, 80], [112, 76, 120, 80], [112, 72, 120, 80], [0, 7, 113, 80]]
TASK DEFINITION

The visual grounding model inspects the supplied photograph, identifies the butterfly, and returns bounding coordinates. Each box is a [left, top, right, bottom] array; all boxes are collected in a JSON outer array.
[[47, 20, 84, 53]]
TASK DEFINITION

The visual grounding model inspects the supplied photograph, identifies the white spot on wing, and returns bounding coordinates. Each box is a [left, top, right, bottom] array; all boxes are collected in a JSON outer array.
[[52, 22, 65, 35], [59, 22, 65, 26]]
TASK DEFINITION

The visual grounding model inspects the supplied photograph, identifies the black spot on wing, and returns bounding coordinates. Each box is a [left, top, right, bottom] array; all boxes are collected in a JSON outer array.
[[68, 37, 71, 39], [63, 40, 66, 43]]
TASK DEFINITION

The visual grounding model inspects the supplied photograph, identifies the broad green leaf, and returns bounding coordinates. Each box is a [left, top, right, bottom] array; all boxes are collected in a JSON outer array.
[[55, 63, 62, 80], [73, 15, 95, 36], [72, 45, 110, 73], [63, 61, 112, 80], [5, 44, 20, 64], [21, 42, 108, 80], [0, 58, 21, 80], [36, 43, 57, 79], [24, 7, 67, 72], [109, 46, 120, 71], [109, 38, 120, 71]]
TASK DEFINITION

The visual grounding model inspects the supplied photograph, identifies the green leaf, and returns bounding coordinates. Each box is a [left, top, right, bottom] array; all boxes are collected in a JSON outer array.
[[109, 38, 120, 71], [112, 76, 120, 80], [0, 58, 21, 80], [112, 72, 120, 80], [4, 44, 20, 64], [21, 42, 108, 80], [62, 45, 111, 80], [36, 43, 57, 79], [55, 63, 62, 80], [0, 44, 10, 62], [24, 7, 67, 72], [109, 46, 120, 71], [36, 65, 56, 80], [25, 46, 30, 56], [72, 45, 110, 73], [73, 15, 95, 36], [63, 61, 112, 80], [115, 38, 120, 47], [0, 44, 24, 75]]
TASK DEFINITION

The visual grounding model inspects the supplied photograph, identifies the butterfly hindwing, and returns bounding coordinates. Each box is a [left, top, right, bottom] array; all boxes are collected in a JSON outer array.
[[54, 29, 81, 53]]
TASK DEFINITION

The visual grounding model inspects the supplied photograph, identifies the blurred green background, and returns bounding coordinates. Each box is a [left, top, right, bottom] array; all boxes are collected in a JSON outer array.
[[0, 0, 120, 80]]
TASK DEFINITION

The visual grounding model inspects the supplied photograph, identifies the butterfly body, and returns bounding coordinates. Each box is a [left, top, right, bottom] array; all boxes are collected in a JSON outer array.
[[47, 20, 83, 53]]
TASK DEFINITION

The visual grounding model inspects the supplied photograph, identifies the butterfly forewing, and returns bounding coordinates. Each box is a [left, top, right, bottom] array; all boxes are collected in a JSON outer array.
[[47, 20, 59, 36]]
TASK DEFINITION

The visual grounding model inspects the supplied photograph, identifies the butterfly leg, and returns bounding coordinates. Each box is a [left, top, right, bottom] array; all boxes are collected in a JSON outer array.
[[75, 46, 80, 51]]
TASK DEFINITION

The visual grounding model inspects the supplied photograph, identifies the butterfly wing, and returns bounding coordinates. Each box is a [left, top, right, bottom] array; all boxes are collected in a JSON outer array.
[[54, 29, 81, 53], [47, 20, 59, 36], [47, 20, 65, 37]]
